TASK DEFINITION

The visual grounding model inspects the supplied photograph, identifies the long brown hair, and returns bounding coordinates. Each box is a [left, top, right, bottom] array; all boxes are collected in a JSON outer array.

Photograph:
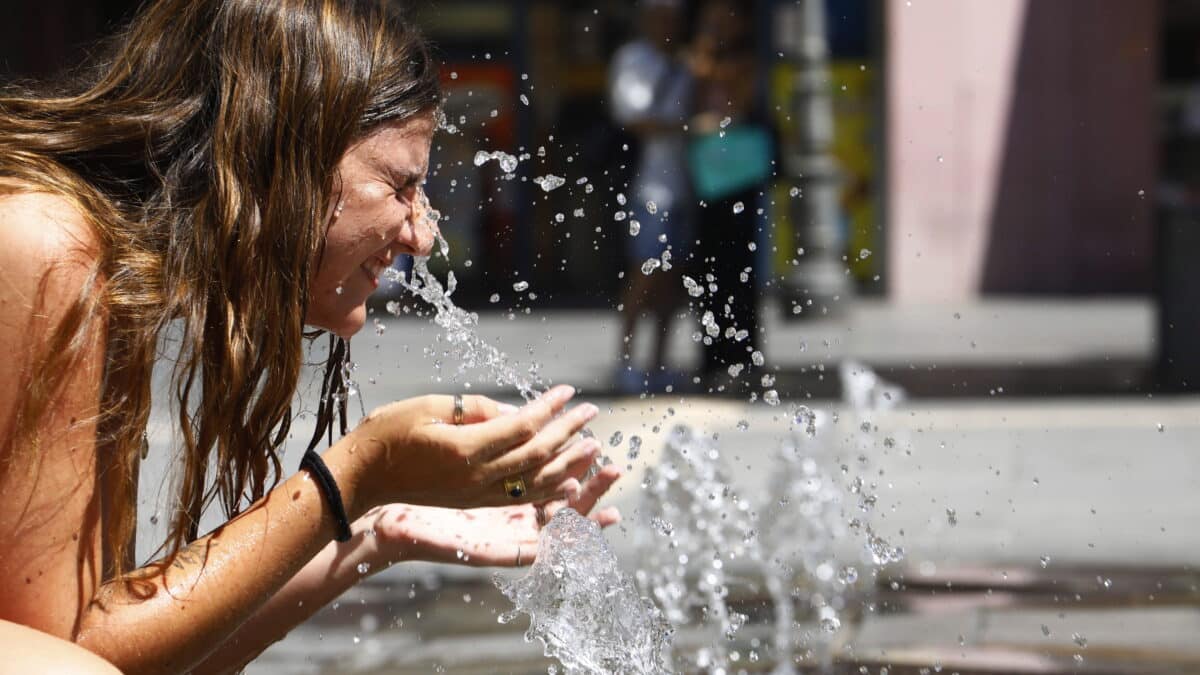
[[0, 0, 441, 578]]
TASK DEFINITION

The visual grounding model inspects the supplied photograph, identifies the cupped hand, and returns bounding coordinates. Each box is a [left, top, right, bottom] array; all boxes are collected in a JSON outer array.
[[364, 462, 622, 568], [348, 385, 600, 512]]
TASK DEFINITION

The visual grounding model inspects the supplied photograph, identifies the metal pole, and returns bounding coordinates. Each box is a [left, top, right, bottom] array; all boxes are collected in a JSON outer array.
[[774, 0, 851, 319]]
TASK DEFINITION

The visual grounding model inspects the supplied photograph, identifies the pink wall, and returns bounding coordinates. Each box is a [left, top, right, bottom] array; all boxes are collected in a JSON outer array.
[[886, 0, 1157, 301], [887, 0, 1027, 301]]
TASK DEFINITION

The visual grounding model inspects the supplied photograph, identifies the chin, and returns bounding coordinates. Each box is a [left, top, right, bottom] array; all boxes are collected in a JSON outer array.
[[307, 303, 366, 339], [331, 305, 367, 338]]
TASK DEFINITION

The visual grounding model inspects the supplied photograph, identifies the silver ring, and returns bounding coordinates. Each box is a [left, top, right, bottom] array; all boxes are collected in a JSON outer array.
[[516, 544, 522, 567], [452, 393, 464, 425]]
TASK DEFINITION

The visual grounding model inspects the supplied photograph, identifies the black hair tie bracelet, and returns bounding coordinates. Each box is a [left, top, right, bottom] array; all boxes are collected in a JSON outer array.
[[300, 449, 353, 543]]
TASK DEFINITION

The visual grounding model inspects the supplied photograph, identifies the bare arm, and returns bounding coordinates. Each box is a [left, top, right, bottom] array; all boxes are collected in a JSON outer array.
[[183, 512, 383, 675], [0, 191, 599, 675], [192, 460, 622, 674]]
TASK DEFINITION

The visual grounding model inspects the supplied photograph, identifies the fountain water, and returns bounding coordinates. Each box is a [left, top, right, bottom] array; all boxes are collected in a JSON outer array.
[[634, 425, 758, 673], [376, 173, 908, 675], [496, 509, 673, 675]]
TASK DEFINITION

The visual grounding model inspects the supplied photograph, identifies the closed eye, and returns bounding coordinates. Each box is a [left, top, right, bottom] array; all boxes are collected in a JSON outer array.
[[394, 174, 425, 200]]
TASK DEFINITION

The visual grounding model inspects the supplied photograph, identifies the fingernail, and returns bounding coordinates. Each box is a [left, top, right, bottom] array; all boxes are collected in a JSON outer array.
[[578, 403, 599, 420], [497, 403, 519, 415], [553, 385, 576, 402], [564, 479, 582, 499]]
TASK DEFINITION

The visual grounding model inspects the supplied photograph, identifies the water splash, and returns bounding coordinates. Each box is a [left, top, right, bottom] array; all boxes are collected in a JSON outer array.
[[634, 425, 758, 672], [375, 178, 910, 674], [758, 414, 846, 673], [384, 190, 545, 400], [497, 509, 673, 675]]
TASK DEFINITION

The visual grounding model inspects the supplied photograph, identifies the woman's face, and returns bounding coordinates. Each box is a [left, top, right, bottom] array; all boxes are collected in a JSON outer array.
[[306, 112, 437, 337]]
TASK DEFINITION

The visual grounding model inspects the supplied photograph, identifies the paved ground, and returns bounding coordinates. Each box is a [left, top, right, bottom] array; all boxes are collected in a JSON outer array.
[[224, 391, 1199, 674], [339, 298, 1155, 400], [131, 301, 1200, 673]]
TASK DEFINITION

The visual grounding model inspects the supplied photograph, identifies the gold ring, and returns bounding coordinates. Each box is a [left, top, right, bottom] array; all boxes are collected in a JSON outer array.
[[452, 393, 464, 425], [503, 476, 527, 499]]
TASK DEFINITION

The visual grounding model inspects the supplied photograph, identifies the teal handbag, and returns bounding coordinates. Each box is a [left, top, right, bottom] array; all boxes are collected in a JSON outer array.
[[687, 125, 774, 202]]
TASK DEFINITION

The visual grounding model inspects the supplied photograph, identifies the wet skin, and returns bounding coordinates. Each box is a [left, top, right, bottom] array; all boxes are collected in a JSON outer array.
[[306, 112, 437, 337]]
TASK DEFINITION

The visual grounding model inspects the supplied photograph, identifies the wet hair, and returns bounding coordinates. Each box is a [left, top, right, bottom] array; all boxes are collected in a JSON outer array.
[[0, 0, 441, 579]]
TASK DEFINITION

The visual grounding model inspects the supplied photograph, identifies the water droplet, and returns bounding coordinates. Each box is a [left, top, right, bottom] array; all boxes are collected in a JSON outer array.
[[616, 193, 627, 206], [763, 390, 780, 406], [640, 258, 661, 275], [608, 431, 623, 447], [838, 566, 859, 584], [650, 516, 673, 536], [533, 174, 565, 192], [946, 508, 958, 527], [732, 201, 744, 214], [736, 420, 749, 431], [645, 200, 658, 214], [819, 616, 841, 632], [719, 116, 732, 128], [628, 220, 641, 236], [1156, 423, 1165, 432], [627, 435, 642, 459], [1072, 633, 1088, 649], [520, 93, 529, 106], [1039, 554, 1051, 568], [789, 186, 800, 197], [357, 562, 371, 574], [859, 248, 872, 259], [335, 285, 344, 295], [489, 293, 500, 303], [513, 280, 530, 292]]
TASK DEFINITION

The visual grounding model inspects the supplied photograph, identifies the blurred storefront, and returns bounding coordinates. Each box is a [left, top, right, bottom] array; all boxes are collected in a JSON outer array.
[[415, 0, 884, 308]]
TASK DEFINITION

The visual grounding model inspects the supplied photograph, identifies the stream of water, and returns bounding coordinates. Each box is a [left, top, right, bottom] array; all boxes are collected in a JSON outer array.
[[374, 180, 906, 674]]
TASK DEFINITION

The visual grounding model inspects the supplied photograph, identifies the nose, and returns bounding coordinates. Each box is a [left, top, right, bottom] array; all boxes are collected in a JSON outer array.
[[395, 193, 438, 258]]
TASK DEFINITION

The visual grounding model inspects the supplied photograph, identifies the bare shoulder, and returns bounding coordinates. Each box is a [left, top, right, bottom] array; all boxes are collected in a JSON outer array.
[[0, 186, 100, 315], [0, 186, 108, 639], [0, 186, 98, 263]]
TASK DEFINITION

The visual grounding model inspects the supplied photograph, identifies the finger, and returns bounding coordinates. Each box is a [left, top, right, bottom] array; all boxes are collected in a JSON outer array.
[[589, 506, 622, 528], [429, 394, 503, 425], [449, 385, 577, 458], [569, 463, 622, 514], [487, 401, 598, 477], [527, 439, 600, 493], [457, 395, 519, 424]]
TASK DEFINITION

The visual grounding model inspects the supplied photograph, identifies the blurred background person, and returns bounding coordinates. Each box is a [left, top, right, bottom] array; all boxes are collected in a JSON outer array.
[[608, 0, 695, 394], [687, 0, 773, 392]]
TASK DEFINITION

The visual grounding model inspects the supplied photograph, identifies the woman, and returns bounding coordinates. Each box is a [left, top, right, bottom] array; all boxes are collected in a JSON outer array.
[[0, 1, 620, 673], [608, 0, 694, 393], [687, 0, 772, 391]]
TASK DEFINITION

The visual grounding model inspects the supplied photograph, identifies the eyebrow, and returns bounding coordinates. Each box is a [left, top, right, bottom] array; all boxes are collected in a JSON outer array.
[[385, 164, 428, 185]]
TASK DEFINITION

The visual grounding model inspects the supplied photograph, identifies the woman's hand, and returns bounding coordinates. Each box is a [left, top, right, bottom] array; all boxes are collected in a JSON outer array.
[[363, 463, 622, 568], [346, 385, 600, 513]]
